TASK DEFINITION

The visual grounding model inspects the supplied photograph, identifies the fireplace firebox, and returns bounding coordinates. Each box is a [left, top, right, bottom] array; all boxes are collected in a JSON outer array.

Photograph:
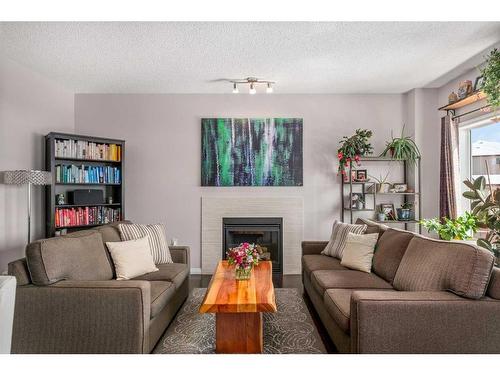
[[222, 217, 283, 275]]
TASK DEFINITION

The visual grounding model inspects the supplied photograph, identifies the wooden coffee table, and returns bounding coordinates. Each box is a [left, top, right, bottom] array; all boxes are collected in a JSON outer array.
[[199, 260, 277, 353]]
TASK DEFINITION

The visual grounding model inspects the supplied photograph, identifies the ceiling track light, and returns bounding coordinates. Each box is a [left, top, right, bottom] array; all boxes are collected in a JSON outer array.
[[230, 77, 275, 94]]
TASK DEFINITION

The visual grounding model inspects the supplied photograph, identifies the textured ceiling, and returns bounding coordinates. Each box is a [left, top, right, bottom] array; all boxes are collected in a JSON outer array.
[[1, 22, 499, 94]]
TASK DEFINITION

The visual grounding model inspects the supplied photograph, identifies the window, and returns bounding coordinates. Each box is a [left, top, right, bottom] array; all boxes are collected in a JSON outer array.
[[458, 118, 500, 214]]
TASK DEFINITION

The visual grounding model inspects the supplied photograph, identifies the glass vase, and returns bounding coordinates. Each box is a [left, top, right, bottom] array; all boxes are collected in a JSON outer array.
[[235, 266, 252, 280]]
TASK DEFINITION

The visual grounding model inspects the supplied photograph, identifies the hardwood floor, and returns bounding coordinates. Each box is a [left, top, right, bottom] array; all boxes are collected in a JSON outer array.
[[188, 274, 338, 353]]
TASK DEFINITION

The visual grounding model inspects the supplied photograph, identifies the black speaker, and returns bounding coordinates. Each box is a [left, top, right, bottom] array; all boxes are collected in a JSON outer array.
[[69, 189, 104, 205]]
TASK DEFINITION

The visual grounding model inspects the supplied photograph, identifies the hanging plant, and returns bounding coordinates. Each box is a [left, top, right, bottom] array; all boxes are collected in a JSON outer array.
[[337, 129, 373, 175], [480, 48, 500, 110]]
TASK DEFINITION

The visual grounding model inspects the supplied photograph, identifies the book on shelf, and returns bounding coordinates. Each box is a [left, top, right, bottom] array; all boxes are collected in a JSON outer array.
[[55, 139, 122, 161], [55, 206, 122, 228], [55, 164, 121, 184]]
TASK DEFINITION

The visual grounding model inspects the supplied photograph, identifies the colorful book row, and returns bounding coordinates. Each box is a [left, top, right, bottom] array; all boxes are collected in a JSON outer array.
[[55, 139, 121, 161], [55, 206, 122, 228], [56, 164, 121, 184]]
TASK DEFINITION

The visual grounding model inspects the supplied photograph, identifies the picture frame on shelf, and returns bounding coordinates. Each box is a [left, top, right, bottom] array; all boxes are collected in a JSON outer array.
[[473, 75, 484, 92], [393, 183, 407, 192], [380, 203, 396, 220], [343, 169, 356, 183], [355, 169, 367, 182], [350, 193, 365, 210]]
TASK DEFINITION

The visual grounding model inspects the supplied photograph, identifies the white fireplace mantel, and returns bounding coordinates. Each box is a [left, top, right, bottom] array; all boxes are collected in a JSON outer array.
[[201, 196, 304, 275]]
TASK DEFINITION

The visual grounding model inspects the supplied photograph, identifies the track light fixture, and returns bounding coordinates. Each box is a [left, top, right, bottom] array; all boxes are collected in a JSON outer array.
[[230, 77, 275, 94]]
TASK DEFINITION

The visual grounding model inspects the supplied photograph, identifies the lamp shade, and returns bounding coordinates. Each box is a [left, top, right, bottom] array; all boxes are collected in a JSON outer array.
[[2, 170, 52, 185]]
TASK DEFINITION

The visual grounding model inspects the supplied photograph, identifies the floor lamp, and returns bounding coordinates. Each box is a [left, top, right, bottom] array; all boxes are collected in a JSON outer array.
[[2, 170, 52, 243]]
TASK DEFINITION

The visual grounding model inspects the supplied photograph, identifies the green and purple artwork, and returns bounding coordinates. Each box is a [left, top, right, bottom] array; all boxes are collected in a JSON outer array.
[[201, 118, 303, 186]]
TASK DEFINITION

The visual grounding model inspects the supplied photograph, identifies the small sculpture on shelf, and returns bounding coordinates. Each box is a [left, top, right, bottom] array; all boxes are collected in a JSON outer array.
[[448, 91, 458, 104]]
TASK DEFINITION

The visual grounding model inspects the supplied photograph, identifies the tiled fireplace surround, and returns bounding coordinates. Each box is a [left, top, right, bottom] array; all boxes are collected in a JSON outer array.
[[201, 197, 304, 274]]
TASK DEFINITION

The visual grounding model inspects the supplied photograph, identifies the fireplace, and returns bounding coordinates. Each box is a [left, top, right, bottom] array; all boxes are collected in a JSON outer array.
[[222, 217, 283, 274]]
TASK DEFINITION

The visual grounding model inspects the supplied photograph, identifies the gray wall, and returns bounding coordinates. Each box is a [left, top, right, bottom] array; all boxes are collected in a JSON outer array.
[[75, 93, 407, 271], [0, 57, 74, 272]]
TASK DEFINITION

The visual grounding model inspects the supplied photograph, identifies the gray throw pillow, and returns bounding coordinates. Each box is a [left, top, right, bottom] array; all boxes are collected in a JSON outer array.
[[321, 220, 367, 259]]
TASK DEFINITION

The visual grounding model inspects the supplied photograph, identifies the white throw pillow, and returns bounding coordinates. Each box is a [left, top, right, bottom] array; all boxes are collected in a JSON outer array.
[[118, 223, 173, 264], [321, 220, 367, 259], [106, 236, 159, 280], [340, 232, 379, 273]]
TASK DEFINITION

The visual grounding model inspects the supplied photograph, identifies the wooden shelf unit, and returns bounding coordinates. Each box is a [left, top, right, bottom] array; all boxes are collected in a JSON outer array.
[[341, 156, 422, 233], [45, 132, 125, 236], [438, 91, 487, 111]]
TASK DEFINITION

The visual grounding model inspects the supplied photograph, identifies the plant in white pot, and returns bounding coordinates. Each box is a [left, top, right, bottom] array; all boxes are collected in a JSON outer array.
[[369, 171, 391, 193]]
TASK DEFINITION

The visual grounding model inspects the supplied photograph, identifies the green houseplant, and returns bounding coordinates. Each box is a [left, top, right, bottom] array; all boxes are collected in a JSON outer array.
[[479, 48, 500, 111], [462, 176, 500, 258], [420, 212, 478, 241], [380, 124, 421, 165], [337, 129, 373, 175], [369, 171, 391, 193]]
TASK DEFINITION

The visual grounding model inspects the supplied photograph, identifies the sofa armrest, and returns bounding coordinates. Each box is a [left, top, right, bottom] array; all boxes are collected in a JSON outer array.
[[301, 241, 328, 255], [12, 280, 151, 354], [350, 290, 500, 354], [169, 245, 190, 265]]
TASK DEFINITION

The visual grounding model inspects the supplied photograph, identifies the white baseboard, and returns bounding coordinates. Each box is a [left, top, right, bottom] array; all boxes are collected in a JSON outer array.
[[190, 267, 202, 274]]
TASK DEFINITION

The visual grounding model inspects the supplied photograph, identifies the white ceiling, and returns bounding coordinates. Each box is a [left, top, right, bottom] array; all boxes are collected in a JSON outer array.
[[1, 22, 499, 94]]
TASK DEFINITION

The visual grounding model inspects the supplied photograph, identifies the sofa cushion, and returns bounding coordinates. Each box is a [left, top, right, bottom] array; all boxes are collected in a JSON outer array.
[[311, 270, 393, 295], [487, 267, 500, 300], [26, 232, 113, 286], [393, 236, 495, 299], [355, 218, 389, 235], [150, 281, 176, 318], [97, 220, 132, 243], [324, 289, 352, 333], [302, 254, 348, 278], [133, 263, 189, 288], [372, 228, 414, 283]]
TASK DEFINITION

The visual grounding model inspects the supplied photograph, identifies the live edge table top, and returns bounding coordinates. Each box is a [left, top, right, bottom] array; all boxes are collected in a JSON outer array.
[[199, 261, 277, 314]]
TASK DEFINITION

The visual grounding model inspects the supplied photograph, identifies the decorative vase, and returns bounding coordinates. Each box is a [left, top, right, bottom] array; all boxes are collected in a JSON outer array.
[[235, 267, 252, 280], [377, 213, 386, 222], [397, 208, 411, 221], [377, 183, 390, 193]]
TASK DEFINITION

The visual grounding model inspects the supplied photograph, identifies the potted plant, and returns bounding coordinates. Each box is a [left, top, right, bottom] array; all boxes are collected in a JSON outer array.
[[397, 202, 414, 221], [479, 48, 500, 113], [420, 212, 478, 241], [380, 124, 421, 165], [376, 209, 386, 222], [369, 171, 391, 193], [462, 175, 499, 261], [337, 129, 373, 175]]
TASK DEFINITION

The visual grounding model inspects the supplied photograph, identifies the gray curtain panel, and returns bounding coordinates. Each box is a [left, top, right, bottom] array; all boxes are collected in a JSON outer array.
[[439, 115, 460, 219]]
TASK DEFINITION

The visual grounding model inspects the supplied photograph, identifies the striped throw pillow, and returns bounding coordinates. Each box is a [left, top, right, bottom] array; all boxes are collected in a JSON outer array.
[[321, 220, 367, 259], [118, 223, 173, 264]]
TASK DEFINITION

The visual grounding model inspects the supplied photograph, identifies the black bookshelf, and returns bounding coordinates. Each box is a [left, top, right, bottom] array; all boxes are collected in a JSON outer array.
[[45, 132, 125, 237], [340, 156, 422, 233]]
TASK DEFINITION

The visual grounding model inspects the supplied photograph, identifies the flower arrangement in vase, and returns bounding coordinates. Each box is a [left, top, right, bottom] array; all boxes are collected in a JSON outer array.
[[226, 242, 261, 280]]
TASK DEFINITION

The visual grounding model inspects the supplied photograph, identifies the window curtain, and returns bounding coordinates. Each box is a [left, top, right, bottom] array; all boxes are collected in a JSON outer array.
[[439, 115, 461, 219]]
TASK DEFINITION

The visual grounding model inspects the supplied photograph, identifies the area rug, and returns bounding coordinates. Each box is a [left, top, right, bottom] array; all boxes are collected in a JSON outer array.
[[153, 288, 326, 354]]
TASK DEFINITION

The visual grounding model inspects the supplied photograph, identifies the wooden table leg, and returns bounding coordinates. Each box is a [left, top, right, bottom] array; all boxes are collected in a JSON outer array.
[[215, 312, 263, 354]]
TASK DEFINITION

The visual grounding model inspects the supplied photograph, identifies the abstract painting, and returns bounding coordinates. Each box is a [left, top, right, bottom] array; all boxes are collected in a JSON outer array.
[[201, 118, 303, 186]]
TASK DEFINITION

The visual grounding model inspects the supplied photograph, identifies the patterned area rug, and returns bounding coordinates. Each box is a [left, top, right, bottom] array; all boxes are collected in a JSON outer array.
[[153, 288, 326, 354]]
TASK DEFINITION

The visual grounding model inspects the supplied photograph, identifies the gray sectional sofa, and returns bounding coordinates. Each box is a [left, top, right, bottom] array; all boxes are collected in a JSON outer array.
[[302, 219, 500, 354], [7, 221, 190, 354]]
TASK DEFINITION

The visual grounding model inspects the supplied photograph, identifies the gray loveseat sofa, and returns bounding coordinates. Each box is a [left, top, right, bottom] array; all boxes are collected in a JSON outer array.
[[7, 221, 190, 354], [302, 219, 500, 354]]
